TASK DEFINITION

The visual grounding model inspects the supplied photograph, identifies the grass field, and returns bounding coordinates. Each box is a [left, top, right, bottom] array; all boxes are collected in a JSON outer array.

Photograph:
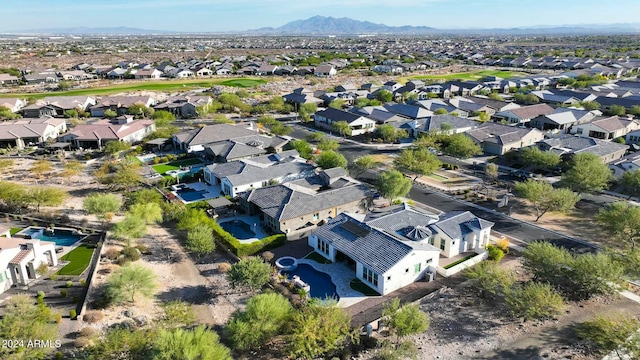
[[57, 244, 94, 276], [151, 158, 203, 175], [0, 77, 267, 99], [427, 173, 449, 181], [401, 70, 528, 83]]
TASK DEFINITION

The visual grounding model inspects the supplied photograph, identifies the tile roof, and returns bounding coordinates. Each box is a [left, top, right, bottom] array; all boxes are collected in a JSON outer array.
[[465, 122, 542, 145], [428, 211, 494, 240], [585, 116, 637, 132], [175, 124, 260, 147], [9, 249, 31, 265], [505, 103, 555, 120], [61, 119, 154, 141], [540, 135, 629, 157]]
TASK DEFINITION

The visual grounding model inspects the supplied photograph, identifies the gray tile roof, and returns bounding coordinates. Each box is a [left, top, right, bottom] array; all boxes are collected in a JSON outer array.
[[539, 135, 628, 157], [175, 124, 258, 147], [465, 122, 541, 145], [428, 211, 494, 240], [365, 205, 439, 234], [206, 161, 246, 178], [226, 161, 315, 187]]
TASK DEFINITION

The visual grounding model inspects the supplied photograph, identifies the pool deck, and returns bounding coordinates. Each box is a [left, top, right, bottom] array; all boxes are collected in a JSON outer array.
[[218, 215, 268, 244], [171, 181, 222, 204], [297, 256, 371, 308]]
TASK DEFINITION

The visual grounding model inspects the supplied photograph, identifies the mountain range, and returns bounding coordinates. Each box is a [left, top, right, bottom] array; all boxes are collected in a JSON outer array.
[[6, 16, 640, 35]]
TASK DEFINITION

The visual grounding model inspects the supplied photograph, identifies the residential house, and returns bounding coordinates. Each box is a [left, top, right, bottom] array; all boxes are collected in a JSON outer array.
[[20, 104, 57, 118], [465, 122, 545, 155], [314, 65, 337, 77], [154, 95, 212, 119], [350, 107, 406, 124], [610, 152, 640, 178], [626, 129, 640, 145], [383, 103, 432, 120], [257, 64, 278, 76], [195, 67, 214, 77], [57, 70, 92, 81], [205, 154, 315, 197], [134, 68, 162, 79], [570, 116, 640, 140], [37, 96, 96, 117], [172, 123, 263, 153], [0, 73, 20, 86], [0, 116, 67, 149], [529, 108, 598, 132], [531, 90, 580, 106], [90, 96, 156, 117], [403, 114, 479, 138], [23, 73, 58, 85], [594, 96, 640, 113], [494, 103, 556, 126], [202, 134, 289, 163], [239, 169, 371, 239], [314, 108, 376, 136], [59, 118, 155, 149], [0, 98, 27, 113], [465, 96, 521, 114], [538, 135, 629, 163], [0, 237, 58, 294]]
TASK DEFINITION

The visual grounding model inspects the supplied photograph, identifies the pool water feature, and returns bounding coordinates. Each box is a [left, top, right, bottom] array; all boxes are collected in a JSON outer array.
[[283, 264, 339, 300], [219, 220, 256, 240], [17, 227, 82, 247], [275, 256, 298, 271]]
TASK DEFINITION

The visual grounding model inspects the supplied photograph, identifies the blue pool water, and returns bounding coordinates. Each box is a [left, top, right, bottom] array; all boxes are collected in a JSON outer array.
[[284, 264, 339, 300], [176, 188, 207, 202], [220, 220, 256, 240], [22, 228, 81, 246]]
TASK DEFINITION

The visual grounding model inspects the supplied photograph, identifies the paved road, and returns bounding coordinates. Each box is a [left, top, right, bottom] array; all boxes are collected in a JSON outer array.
[[359, 170, 598, 254]]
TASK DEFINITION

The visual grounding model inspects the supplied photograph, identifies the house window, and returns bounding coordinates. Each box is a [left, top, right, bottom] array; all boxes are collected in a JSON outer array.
[[318, 239, 329, 255], [363, 266, 378, 286], [426, 258, 432, 264], [313, 213, 319, 221], [576, 128, 583, 134], [414, 263, 421, 274], [440, 239, 446, 251], [429, 238, 435, 246]]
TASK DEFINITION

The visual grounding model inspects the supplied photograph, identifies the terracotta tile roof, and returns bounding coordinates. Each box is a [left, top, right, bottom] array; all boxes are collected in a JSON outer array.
[[9, 249, 31, 265]]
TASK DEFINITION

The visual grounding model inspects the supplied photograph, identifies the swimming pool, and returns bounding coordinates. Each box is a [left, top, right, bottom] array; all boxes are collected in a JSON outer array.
[[283, 264, 339, 300], [175, 188, 207, 202], [18, 227, 82, 246], [219, 220, 256, 240]]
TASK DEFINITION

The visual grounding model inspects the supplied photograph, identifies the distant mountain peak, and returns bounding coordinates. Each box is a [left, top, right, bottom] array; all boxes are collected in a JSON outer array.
[[247, 16, 436, 35]]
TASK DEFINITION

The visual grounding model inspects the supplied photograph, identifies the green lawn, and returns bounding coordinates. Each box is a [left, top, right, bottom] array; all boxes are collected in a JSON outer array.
[[9, 228, 22, 236], [404, 69, 528, 83], [427, 173, 449, 181], [151, 158, 203, 175], [304, 252, 332, 264], [57, 244, 94, 276], [443, 253, 478, 269], [0, 77, 267, 99], [350, 278, 380, 296]]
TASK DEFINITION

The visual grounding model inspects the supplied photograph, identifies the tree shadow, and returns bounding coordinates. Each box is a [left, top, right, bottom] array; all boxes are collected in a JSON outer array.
[[156, 285, 211, 305], [477, 346, 544, 359]]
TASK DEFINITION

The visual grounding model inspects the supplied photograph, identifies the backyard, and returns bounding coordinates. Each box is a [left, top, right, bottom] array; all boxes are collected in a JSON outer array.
[[57, 244, 94, 276], [403, 69, 528, 82], [150, 158, 203, 175]]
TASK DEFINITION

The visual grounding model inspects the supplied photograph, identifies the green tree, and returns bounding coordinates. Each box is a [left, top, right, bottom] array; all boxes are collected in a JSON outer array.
[[504, 282, 564, 321], [331, 121, 352, 137], [317, 138, 340, 151], [105, 263, 157, 304], [288, 139, 313, 159], [257, 115, 277, 126], [581, 101, 601, 111], [104, 141, 131, 156], [375, 89, 393, 103], [434, 108, 448, 115], [270, 122, 293, 136], [299, 103, 318, 122], [377, 169, 412, 201], [128, 202, 163, 224], [464, 261, 516, 299], [597, 202, 640, 252], [629, 105, 640, 117], [485, 163, 499, 181], [576, 313, 640, 358], [608, 104, 626, 116], [112, 216, 147, 247], [328, 99, 346, 109], [104, 109, 117, 118], [64, 109, 79, 118], [0, 106, 20, 120], [83, 193, 122, 225], [488, 92, 503, 101], [0, 295, 58, 360], [394, 147, 442, 182], [27, 186, 67, 212], [211, 114, 234, 124], [152, 110, 176, 126], [227, 257, 271, 291], [315, 150, 348, 169], [353, 155, 377, 178], [83, 327, 153, 359], [177, 208, 210, 231], [562, 153, 613, 194], [522, 241, 572, 285], [57, 80, 72, 91], [520, 147, 561, 169], [375, 124, 408, 143], [153, 325, 232, 360], [226, 292, 293, 350], [186, 225, 215, 260], [288, 301, 352, 359], [513, 180, 579, 221], [443, 133, 482, 159], [382, 298, 429, 348], [128, 103, 154, 118], [478, 112, 490, 122], [306, 131, 325, 142], [127, 188, 164, 207], [620, 169, 640, 199], [0, 181, 30, 210]]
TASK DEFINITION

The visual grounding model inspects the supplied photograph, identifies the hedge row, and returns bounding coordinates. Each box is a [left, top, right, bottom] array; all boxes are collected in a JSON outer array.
[[209, 220, 286, 257]]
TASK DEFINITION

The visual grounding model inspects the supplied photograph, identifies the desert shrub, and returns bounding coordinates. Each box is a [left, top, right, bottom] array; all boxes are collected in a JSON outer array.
[[120, 247, 140, 262], [69, 309, 77, 319], [54, 314, 62, 323], [83, 311, 104, 324], [73, 296, 79, 303], [218, 262, 232, 273], [495, 237, 510, 253], [104, 248, 121, 261], [117, 257, 131, 266], [50, 274, 58, 280], [37, 291, 45, 299], [487, 245, 505, 262], [60, 289, 68, 297], [136, 244, 151, 255], [66, 281, 74, 288], [80, 279, 86, 287], [262, 251, 274, 262], [59, 214, 71, 224]]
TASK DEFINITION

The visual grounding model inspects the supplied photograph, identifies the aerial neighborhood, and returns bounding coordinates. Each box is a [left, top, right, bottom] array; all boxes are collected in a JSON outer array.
[[1, 15, 640, 360]]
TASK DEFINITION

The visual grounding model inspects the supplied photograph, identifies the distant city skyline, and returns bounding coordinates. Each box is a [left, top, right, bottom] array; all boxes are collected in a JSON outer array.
[[2, 0, 640, 32]]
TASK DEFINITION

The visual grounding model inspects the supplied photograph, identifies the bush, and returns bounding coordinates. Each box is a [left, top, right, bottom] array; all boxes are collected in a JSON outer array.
[[37, 291, 45, 299], [80, 279, 86, 287], [487, 245, 505, 262], [218, 262, 232, 273], [136, 244, 152, 255], [83, 311, 104, 324], [79, 327, 97, 337], [73, 296, 79, 303], [54, 314, 62, 323], [495, 237, 510, 253], [262, 251, 274, 262], [66, 281, 74, 288], [117, 257, 131, 266], [50, 274, 58, 281], [104, 248, 121, 261], [209, 220, 286, 257], [60, 289, 68, 298], [69, 309, 77, 320], [120, 247, 141, 262]]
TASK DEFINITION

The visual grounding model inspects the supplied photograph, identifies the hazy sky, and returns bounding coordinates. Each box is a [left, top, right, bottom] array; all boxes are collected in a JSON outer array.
[[2, 0, 639, 32]]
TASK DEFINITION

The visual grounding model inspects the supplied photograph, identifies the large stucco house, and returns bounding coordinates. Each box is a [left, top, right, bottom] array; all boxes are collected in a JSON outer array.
[[0, 236, 58, 294]]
